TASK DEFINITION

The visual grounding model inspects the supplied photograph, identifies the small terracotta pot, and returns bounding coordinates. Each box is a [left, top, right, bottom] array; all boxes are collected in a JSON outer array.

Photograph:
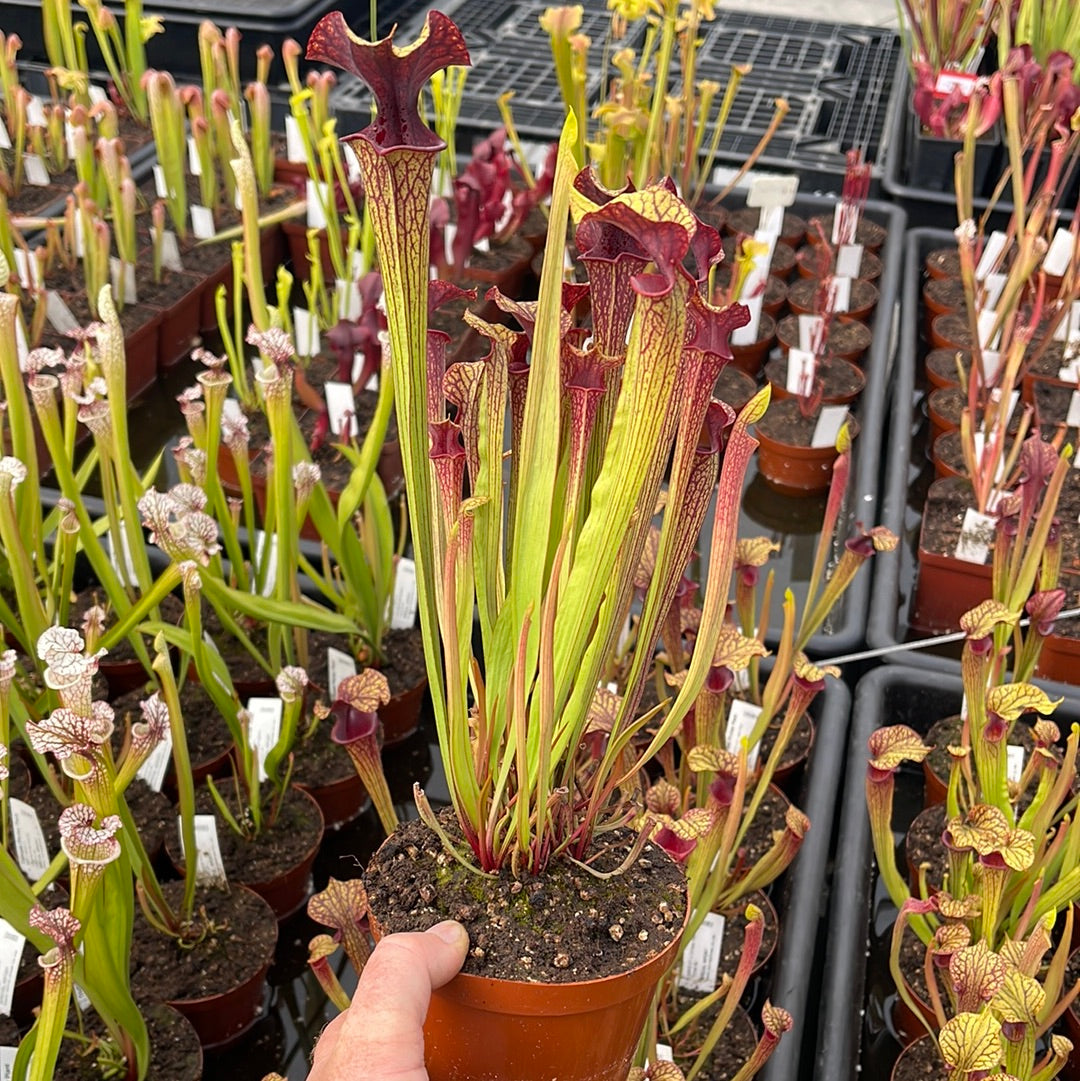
[[164, 886, 277, 1050], [924, 246, 960, 281], [724, 206, 808, 249], [296, 769, 370, 829], [929, 312, 973, 353], [100, 656, 153, 700], [1036, 631, 1080, 686], [381, 672, 428, 746], [728, 312, 776, 379], [795, 245, 882, 283], [755, 403, 859, 496], [775, 313, 872, 365], [926, 387, 961, 445], [151, 275, 204, 371], [903, 804, 947, 893], [786, 276, 878, 323], [911, 546, 993, 637], [924, 348, 971, 392], [714, 365, 758, 413], [370, 874, 688, 1081], [119, 308, 163, 400], [922, 276, 964, 339]]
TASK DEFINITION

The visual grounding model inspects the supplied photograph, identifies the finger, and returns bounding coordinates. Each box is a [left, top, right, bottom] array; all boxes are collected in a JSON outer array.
[[309, 1011, 347, 1070], [311, 921, 468, 1081]]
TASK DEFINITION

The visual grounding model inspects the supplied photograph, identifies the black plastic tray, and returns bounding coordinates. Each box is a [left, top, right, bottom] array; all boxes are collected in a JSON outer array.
[[867, 227, 1080, 701], [699, 191, 905, 658], [326, 5, 899, 193], [816, 664, 1080, 1081]]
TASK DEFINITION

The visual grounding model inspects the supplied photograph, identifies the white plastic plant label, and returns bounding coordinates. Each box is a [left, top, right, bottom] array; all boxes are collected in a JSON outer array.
[[25, 96, 45, 127], [391, 557, 418, 630], [23, 155, 49, 187], [977, 309, 1000, 350], [325, 381, 359, 438], [1054, 301, 1080, 343], [786, 348, 816, 396], [979, 348, 1001, 382], [136, 730, 173, 793], [746, 173, 798, 210], [73, 945, 90, 1009], [14, 320, 27, 373], [65, 118, 76, 158], [1043, 228, 1075, 277], [960, 693, 968, 721], [975, 231, 1008, 281], [443, 222, 458, 266], [1066, 391, 1080, 430], [835, 243, 863, 279], [0, 1046, 14, 1079], [757, 203, 784, 236], [933, 70, 977, 98], [87, 85, 107, 106], [678, 912, 726, 992], [797, 314, 825, 353], [327, 647, 357, 701], [13, 250, 39, 289], [107, 525, 139, 588], [160, 230, 184, 273], [252, 529, 278, 598], [982, 272, 1007, 312], [180, 815, 228, 886], [827, 277, 852, 313], [0, 920, 25, 1015], [247, 697, 284, 783], [972, 432, 1005, 484], [337, 278, 362, 322], [45, 291, 79, 336], [187, 135, 202, 176], [656, 1045, 674, 1063], [732, 666, 751, 693], [0, 119, 9, 150], [294, 307, 320, 358], [285, 116, 306, 163], [810, 405, 848, 449], [10, 800, 50, 880], [306, 178, 330, 230], [109, 258, 138, 305], [725, 699, 762, 771], [954, 507, 996, 564], [190, 205, 215, 240], [153, 164, 169, 199], [1006, 744, 1025, 785], [730, 294, 763, 346], [752, 228, 778, 269]]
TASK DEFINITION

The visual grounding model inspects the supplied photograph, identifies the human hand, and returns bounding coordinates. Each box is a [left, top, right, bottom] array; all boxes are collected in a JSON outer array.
[[307, 920, 469, 1081]]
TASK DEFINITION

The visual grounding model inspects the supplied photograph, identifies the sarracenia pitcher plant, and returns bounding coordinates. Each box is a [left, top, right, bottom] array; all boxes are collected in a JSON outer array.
[[307, 10, 766, 875]]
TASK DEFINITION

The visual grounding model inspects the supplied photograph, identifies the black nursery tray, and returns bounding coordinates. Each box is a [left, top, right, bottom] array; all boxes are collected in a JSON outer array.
[[326, 4, 900, 194], [816, 665, 1080, 1081], [867, 227, 1080, 701], [699, 191, 904, 658]]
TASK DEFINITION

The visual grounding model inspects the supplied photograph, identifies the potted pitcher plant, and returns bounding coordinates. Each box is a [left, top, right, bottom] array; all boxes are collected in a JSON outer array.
[[304, 9, 773, 1081]]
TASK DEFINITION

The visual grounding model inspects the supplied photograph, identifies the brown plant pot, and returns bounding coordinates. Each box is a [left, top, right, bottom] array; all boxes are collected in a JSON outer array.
[[728, 312, 776, 379], [795, 245, 882, 283], [926, 386, 960, 445], [929, 311, 973, 353], [714, 365, 758, 413], [158, 885, 277, 1051], [911, 545, 993, 638], [118, 307, 163, 400], [775, 313, 872, 365], [100, 656, 153, 700], [786, 275, 878, 323], [925, 348, 971, 392], [924, 246, 960, 281], [724, 207, 808, 249], [922, 276, 964, 339], [381, 671, 429, 746], [755, 402, 859, 496], [151, 272, 205, 372], [295, 769, 370, 829], [370, 886, 687, 1081], [1036, 630, 1080, 686]]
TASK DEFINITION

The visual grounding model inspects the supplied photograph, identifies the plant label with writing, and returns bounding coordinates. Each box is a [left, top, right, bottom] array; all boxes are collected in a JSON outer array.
[[0, 920, 25, 1015], [247, 697, 284, 783], [0, 1045, 13, 1079], [678, 912, 726, 992], [786, 348, 816, 396], [1043, 228, 1075, 278], [954, 507, 996, 564], [725, 699, 762, 771], [179, 815, 228, 887], [391, 558, 418, 630], [1006, 744, 1025, 785], [136, 730, 174, 793], [10, 799, 50, 880], [327, 648, 357, 701], [810, 405, 848, 449], [325, 382, 359, 437], [798, 314, 825, 354]]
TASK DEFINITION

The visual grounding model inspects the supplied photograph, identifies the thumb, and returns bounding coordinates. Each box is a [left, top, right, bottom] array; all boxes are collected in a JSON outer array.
[[309, 921, 469, 1081]]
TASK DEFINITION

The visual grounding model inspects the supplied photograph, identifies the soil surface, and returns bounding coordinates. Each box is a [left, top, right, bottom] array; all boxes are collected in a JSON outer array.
[[787, 275, 877, 319], [931, 312, 974, 351], [365, 810, 687, 984], [925, 247, 961, 279], [130, 880, 276, 1003], [806, 215, 887, 252], [714, 366, 758, 412], [925, 348, 971, 388], [727, 208, 808, 248], [776, 314, 872, 362], [756, 398, 853, 449], [904, 803, 948, 893], [796, 245, 882, 283], [893, 1034, 947, 1081], [759, 712, 814, 776], [923, 276, 965, 317], [765, 354, 864, 403], [672, 1003, 757, 1081]]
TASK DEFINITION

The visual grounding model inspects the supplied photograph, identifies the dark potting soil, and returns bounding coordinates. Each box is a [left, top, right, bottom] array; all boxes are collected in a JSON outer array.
[[67, 588, 184, 667], [53, 1002, 201, 1081], [755, 398, 844, 448], [673, 1004, 758, 1081], [924, 714, 1038, 795], [130, 880, 276, 1004], [365, 809, 687, 984], [377, 627, 428, 698], [759, 712, 813, 775], [806, 215, 887, 252], [727, 208, 808, 247], [1033, 380, 1077, 435], [170, 784, 323, 886], [904, 803, 947, 894], [764, 355, 864, 402], [0, 1014, 17, 1045], [715, 889, 778, 984], [923, 276, 965, 316], [927, 388, 1022, 435], [893, 1035, 947, 1081], [467, 234, 532, 277], [787, 275, 877, 318], [289, 729, 357, 789], [925, 247, 961, 280], [795, 245, 882, 283], [721, 237, 795, 280], [918, 477, 980, 558], [1027, 340, 1070, 379], [714, 365, 757, 413], [925, 348, 971, 388], [1066, 951, 1080, 1025], [118, 679, 234, 772], [734, 786, 791, 873], [776, 314, 872, 362]]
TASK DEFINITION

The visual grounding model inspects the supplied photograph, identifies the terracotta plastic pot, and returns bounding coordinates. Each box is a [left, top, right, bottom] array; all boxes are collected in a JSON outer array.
[[381, 672, 428, 746], [198, 223, 285, 332], [296, 769, 370, 829], [795, 245, 882, 283], [372, 895, 687, 1081], [924, 348, 971, 392], [728, 312, 776, 378], [1036, 630, 1080, 686], [911, 545, 992, 636], [929, 311, 973, 353], [765, 355, 865, 406], [283, 219, 334, 284], [755, 404, 859, 496], [100, 656, 153, 700], [151, 274, 204, 371], [118, 308, 163, 400], [164, 885, 277, 1050], [786, 276, 878, 322], [924, 246, 960, 281]]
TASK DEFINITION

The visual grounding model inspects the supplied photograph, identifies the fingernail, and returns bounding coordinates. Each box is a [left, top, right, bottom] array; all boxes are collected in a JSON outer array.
[[428, 920, 468, 947]]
